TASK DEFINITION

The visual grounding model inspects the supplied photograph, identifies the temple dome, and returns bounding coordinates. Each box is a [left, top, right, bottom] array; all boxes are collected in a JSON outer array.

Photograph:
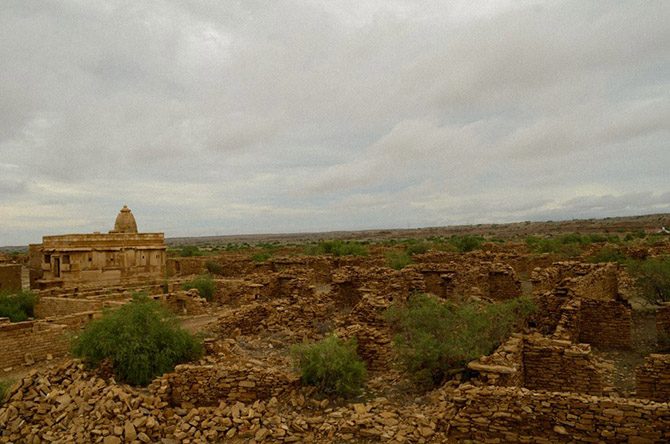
[[112, 205, 138, 233]]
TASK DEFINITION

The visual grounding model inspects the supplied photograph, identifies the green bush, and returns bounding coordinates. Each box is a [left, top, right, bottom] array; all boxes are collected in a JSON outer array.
[[291, 335, 367, 397], [0, 291, 38, 322], [386, 251, 413, 270], [385, 294, 535, 387], [448, 235, 484, 253], [305, 240, 368, 257], [72, 294, 203, 386], [179, 245, 202, 257], [181, 275, 216, 300], [251, 252, 272, 263], [627, 257, 670, 302], [205, 260, 223, 275], [405, 241, 429, 256], [586, 246, 627, 264], [525, 233, 620, 257]]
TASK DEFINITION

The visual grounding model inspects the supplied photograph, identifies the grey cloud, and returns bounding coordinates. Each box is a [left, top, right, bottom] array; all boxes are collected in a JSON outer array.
[[1, 1, 669, 245]]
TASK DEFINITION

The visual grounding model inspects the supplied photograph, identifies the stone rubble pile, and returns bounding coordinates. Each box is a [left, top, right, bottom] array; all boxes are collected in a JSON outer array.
[[1, 359, 460, 444]]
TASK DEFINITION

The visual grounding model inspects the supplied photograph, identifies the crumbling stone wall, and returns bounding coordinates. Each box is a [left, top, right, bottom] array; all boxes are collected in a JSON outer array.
[[449, 385, 670, 443], [154, 289, 208, 316], [34, 297, 103, 318], [413, 261, 519, 301], [487, 264, 521, 300], [468, 336, 523, 387], [531, 261, 619, 300], [636, 354, 670, 401], [218, 303, 273, 336], [167, 257, 207, 276], [0, 319, 70, 368], [578, 298, 632, 349], [337, 323, 392, 372], [215, 278, 267, 304], [522, 334, 605, 395], [151, 362, 299, 406], [657, 304, 670, 343]]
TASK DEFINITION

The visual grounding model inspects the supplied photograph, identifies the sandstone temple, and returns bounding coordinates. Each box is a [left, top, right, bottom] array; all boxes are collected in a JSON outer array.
[[28, 206, 166, 289]]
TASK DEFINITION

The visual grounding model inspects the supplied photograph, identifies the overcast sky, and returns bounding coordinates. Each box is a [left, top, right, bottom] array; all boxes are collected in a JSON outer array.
[[1, 1, 669, 245]]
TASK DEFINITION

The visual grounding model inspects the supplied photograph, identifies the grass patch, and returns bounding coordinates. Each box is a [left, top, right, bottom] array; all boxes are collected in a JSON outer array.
[[0, 290, 38, 322], [181, 275, 216, 301], [385, 294, 535, 388], [291, 335, 366, 397], [386, 251, 413, 270], [0, 379, 14, 404], [72, 293, 203, 386]]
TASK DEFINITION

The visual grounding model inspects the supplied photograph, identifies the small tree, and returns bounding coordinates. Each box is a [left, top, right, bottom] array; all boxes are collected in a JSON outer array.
[[385, 294, 535, 387], [291, 335, 367, 397], [627, 257, 670, 302], [181, 275, 216, 300], [72, 294, 203, 386]]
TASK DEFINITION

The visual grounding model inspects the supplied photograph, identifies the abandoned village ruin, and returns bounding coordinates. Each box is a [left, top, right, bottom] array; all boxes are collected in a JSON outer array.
[[1, 208, 670, 443]]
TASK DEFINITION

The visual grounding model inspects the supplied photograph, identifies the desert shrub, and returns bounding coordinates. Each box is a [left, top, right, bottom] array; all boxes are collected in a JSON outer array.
[[448, 235, 484, 253], [179, 245, 202, 257], [181, 275, 216, 300], [386, 251, 412, 270], [305, 240, 368, 257], [624, 230, 647, 242], [291, 335, 366, 397], [586, 246, 627, 264], [405, 241, 429, 255], [0, 290, 38, 322], [205, 260, 223, 275], [627, 257, 670, 302], [385, 294, 535, 387], [72, 294, 203, 386], [251, 252, 272, 262]]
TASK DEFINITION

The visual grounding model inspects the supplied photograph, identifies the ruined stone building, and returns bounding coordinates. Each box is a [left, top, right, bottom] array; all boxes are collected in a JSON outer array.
[[29, 206, 166, 289]]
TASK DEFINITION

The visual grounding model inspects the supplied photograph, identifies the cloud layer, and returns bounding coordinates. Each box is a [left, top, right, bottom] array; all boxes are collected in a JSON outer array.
[[1, 1, 669, 245]]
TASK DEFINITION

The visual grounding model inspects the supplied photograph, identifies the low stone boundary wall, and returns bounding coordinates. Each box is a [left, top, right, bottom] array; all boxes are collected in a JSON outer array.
[[0, 319, 70, 368], [35, 296, 103, 318], [449, 385, 670, 443], [151, 362, 299, 406]]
